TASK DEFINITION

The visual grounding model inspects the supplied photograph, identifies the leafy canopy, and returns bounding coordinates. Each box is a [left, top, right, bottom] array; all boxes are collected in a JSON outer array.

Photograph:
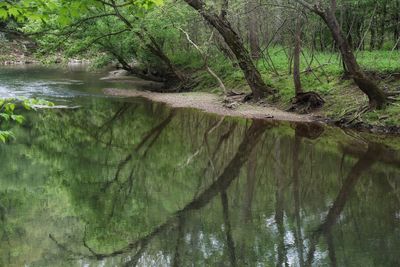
[[0, 0, 164, 23]]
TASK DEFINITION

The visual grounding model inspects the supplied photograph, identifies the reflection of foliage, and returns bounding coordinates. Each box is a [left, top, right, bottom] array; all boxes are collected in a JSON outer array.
[[0, 98, 400, 266]]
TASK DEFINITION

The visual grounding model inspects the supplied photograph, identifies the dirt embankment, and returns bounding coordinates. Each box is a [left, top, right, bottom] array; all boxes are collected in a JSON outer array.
[[104, 88, 320, 123]]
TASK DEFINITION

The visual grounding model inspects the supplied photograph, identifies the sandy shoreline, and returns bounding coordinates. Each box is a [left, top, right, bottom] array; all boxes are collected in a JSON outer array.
[[104, 88, 319, 123]]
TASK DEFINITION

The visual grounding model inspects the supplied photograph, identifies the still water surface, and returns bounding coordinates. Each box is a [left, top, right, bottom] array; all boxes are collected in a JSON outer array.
[[0, 66, 400, 267]]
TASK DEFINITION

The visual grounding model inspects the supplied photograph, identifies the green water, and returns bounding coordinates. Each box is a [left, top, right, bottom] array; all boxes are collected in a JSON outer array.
[[0, 66, 400, 267]]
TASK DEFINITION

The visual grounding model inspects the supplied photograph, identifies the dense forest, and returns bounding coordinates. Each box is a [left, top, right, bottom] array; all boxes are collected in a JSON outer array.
[[1, 0, 400, 129]]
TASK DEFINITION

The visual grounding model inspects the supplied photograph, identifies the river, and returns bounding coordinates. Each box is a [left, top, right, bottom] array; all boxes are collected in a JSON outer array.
[[0, 65, 399, 266]]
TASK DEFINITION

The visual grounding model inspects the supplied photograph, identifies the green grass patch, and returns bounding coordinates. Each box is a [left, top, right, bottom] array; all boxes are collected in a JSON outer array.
[[179, 47, 400, 128]]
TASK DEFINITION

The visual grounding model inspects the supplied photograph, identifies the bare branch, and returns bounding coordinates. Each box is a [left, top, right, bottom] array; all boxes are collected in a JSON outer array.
[[178, 27, 227, 94]]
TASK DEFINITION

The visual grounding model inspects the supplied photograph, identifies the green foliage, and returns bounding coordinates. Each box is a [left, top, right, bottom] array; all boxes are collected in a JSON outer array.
[[22, 98, 54, 109], [0, 98, 53, 143], [0, 99, 23, 143], [1, 0, 164, 22], [4, 0, 400, 129]]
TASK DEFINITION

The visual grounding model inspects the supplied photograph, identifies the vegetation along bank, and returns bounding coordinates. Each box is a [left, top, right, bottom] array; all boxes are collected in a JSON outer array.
[[1, 0, 400, 134]]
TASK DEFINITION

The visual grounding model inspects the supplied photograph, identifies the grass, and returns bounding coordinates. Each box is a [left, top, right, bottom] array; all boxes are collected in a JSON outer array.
[[172, 46, 400, 129], [2, 37, 399, 130]]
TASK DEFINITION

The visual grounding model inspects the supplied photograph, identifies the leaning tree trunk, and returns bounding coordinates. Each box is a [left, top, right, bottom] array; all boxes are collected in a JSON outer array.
[[214, 0, 237, 62], [184, 0, 274, 99], [319, 7, 387, 108], [136, 32, 188, 84], [109, 2, 188, 87]]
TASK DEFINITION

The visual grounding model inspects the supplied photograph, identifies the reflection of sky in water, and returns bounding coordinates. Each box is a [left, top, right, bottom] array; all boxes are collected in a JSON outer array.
[[0, 80, 90, 99], [0, 66, 113, 101]]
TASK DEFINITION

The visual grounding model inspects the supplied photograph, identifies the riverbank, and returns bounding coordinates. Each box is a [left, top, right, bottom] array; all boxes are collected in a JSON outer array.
[[1, 53, 399, 134], [102, 64, 400, 135], [104, 88, 317, 123], [171, 49, 400, 134], [104, 83, 400, 135], [0, 39, 92, 65]]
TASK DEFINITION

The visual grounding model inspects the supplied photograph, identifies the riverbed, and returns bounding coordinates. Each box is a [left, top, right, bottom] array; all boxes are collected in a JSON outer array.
[[0, 65, 400, 266]]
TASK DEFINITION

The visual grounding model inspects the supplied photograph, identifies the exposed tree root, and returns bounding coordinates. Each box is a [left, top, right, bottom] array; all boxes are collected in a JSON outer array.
[[222, 92, 246, 109], [335, 105, 373, 128], [344, 105, 372, 126], [146, 74, 195, 93], [288, 92, 325, 114], [243, 93, 254, 103], [226, 90, 245, 97]]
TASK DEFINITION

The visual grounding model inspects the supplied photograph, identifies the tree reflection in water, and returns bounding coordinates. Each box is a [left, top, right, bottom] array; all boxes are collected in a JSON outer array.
[[0, 99, 400, 267]]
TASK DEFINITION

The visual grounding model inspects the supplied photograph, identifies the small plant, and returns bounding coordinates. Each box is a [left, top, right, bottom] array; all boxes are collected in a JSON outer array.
[[0, 98, 53, 143]]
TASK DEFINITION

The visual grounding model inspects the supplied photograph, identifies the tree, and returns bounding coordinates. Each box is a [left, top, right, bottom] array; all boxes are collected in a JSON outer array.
[[0, 99, 49, 142], [296, 0, 388, 109], [183, 0, 275, 99], [27, 0, 191, 87], [293, 8, 304, 95], [247, 0, 261, 60]]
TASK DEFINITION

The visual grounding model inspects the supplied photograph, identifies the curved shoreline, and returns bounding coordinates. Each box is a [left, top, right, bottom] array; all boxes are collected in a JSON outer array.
[[104, 88, 400, 135], [104, 88, 319, 123]]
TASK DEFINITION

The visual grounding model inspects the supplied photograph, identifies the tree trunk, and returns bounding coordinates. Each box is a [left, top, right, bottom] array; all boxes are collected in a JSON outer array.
[[215, 33, 237, 62], [318, 6, 387, 108], [394, 0, 400, 50], [370, 17, 376, 50], [293, 12, 303, 95], [108, 2, 187, 86], [184, 0, 274, 99], [215, 0, 237, 61], [102, 45, 165, 82], [136, 32, 188, 84], [378, 1, 387, 49], [247, 0, 261, 60]]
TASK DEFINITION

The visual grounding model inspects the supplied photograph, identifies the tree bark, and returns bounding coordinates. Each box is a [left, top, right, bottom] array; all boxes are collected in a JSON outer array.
[[184, 0, 274, 99], [215, 0, 237, 62], [293, 12, 303, 95], [324, 10, 386, 108]]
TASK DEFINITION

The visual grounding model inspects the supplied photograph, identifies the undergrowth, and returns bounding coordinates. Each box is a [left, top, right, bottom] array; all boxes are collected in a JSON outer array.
[[170, 47, 400, 128]]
